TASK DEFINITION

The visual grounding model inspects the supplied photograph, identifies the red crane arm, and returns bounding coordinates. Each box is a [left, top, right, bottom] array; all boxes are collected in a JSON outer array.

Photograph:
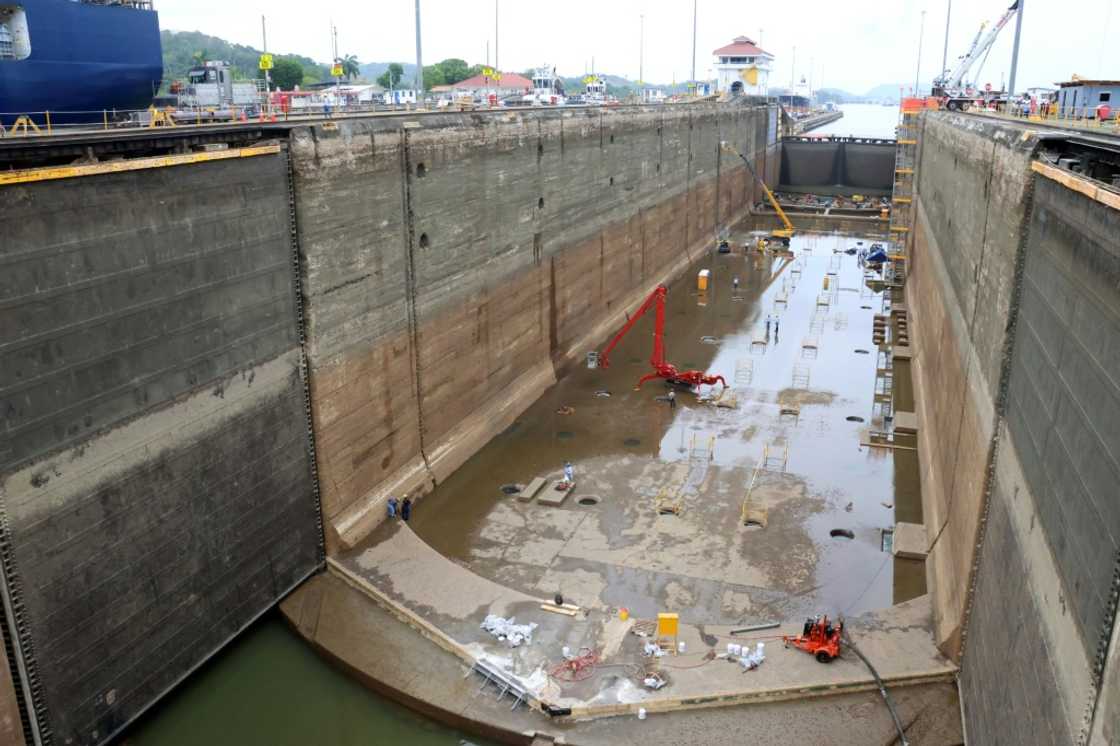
[[599, 285, 667, 369]]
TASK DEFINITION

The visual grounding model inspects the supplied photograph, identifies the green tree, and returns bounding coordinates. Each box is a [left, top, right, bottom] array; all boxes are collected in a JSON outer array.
[[270, 57, 304, 90], [340, 54, 360, 81], [191, 49, 208, 66], [422, 65, 446, 88], [377, 62, 404, 89], [436, 58, 470, 84]]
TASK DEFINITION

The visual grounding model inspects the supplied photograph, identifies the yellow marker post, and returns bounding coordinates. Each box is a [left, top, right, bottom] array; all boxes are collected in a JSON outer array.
[[657, 612, 679, 654], [697, 269, 710, 291]]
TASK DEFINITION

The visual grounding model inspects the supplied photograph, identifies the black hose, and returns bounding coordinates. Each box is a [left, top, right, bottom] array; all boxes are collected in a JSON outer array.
[[841, 630, 909, 746]]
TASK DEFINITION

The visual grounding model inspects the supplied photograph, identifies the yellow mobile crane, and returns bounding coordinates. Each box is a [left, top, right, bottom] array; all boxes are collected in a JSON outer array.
[[719, 141, 795, 245]]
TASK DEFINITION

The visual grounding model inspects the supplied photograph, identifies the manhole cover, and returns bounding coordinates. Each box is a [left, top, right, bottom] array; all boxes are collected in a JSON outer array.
[[556, 431, 574, 440], [846, 415, 865, 422], [578, 495, 601, 506], [830, 528, 855, 539], [623, 438, 641, 447], [500, 484, 521, 495], [854, 349, 870, 354], [594, 390, 611, 398]]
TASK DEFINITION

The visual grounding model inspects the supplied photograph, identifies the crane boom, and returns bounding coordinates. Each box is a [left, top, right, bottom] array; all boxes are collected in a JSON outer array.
[[935, 1, 1018, 94], [598, 284, 726, 391], [719, 141, 794, 240], [600, 285, 666, 370]]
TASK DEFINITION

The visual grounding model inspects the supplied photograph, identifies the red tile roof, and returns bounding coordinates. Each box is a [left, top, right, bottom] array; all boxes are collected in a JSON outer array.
[[455, 72, 533, 90], [713, 36, 772, 58]]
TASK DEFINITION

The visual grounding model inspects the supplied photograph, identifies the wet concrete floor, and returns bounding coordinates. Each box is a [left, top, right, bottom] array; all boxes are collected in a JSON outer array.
[[407, 224, 925, 627]]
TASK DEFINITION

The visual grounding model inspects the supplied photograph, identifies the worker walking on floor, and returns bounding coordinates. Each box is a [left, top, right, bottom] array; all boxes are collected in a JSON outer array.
[[732, 276, 740, 291], [401, 496, 412, 521], [667, 389, 677, 410], [387, 496, 398, 519], [563, 461, 575, 485]]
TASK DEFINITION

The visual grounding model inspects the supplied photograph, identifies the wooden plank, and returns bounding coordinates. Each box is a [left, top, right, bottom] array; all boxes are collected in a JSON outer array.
[[518, 477, 547, 502], [1031, 160, 1120, 211], [0, 144, 282, 186]]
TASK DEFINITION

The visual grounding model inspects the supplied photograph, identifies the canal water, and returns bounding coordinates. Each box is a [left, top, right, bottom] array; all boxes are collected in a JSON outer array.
[[120, 613, 494, 746], [808, 103, 900, 139]]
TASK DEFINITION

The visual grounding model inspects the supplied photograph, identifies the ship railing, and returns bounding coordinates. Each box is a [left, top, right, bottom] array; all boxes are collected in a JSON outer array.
[[79, 0, 155, 9], [0, 96, 706, 140]]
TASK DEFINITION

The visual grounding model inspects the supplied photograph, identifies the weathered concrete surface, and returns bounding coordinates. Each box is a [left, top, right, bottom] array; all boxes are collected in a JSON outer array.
[[909, 111, 1120, 745], [907, 113, 1038, 659], [291, 104, 779, 553], [331, 522, 953, 720], [283, 571, 963, 745], [0, 151, 323, 744]]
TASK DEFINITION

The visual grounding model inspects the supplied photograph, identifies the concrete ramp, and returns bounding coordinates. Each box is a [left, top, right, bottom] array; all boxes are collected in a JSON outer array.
[[311, 524, 957, 731]]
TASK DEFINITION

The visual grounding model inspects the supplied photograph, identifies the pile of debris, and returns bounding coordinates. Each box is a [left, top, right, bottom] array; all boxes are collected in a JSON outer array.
[[480, 615, 538, 647]]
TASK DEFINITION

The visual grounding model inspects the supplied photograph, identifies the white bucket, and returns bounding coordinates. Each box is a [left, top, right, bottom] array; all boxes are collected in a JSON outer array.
[[678, 641, 686, 654], [638, 708, 647, 720]]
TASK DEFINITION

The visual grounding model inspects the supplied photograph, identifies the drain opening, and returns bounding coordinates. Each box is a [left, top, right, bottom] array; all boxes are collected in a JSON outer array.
[[860, 305, 873, 310], [846, 415, 865, 422], [594, 390, 611, 398], [556, 431, 574, 440], [744, 520, 765, 529], [831, 528, 855, 539], [578, 495, 601, 506], [854, 349, 870, 355], [623, 438, 641, 447], [700, 335, 717, 344], [500, 484, 521, 495]]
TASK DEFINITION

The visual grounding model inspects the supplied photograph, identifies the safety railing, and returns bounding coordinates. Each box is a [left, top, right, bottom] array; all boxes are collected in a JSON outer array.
[[967, 105, 1120, 134]]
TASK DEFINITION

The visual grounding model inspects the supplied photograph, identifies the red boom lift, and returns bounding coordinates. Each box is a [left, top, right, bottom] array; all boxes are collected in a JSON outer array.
[[598, 284, 727, 390], [784, 615, 843, 663]]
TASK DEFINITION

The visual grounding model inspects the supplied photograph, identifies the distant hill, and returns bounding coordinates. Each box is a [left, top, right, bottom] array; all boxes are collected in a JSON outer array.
[[360, 61, 418, 83], [161, 30, 329, 87], [863, 84, 906, 102]]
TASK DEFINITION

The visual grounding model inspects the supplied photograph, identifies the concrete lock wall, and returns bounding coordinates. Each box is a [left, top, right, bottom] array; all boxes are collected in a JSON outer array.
[[0, 152, 324, 745], [910, 111, 1120, 744], [290, 102, 777, 552]]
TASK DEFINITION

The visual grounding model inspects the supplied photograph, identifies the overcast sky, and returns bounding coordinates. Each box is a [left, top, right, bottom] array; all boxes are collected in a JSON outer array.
[[158, 0, 1117, 93]]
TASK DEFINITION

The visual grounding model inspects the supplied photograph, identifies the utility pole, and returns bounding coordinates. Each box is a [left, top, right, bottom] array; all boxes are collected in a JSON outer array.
[[1008, 0, 1024, 96], [414, 0, 424, 96], [495, 0, 499, 74], [333, 23, 341, 101], [940, 0, 952, 81], [261, 15, 270, 113], [639, 13, 645, 91], [914, 9, 926, 95], [791, 46, 796, 88], [691, 0, 697, 88]]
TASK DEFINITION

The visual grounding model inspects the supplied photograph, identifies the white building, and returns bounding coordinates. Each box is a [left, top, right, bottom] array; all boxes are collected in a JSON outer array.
[[713, 36, 774, 96]]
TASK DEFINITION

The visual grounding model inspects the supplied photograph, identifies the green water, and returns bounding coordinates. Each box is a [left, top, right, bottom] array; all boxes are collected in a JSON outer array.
[[120, 614, 491, 746]]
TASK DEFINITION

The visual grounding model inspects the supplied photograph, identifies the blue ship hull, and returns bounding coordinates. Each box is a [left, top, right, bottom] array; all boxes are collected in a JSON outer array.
[[0, 0, 162, 125]]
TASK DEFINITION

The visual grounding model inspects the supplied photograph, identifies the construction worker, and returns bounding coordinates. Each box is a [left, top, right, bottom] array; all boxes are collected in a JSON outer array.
[[401, 496, 412, 521], [667, 389, 677, 410], [732, 275, 740, 291], [563, 461, 575, 485], [387, 497, 398, 519], [774, 316, 780, 342]]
